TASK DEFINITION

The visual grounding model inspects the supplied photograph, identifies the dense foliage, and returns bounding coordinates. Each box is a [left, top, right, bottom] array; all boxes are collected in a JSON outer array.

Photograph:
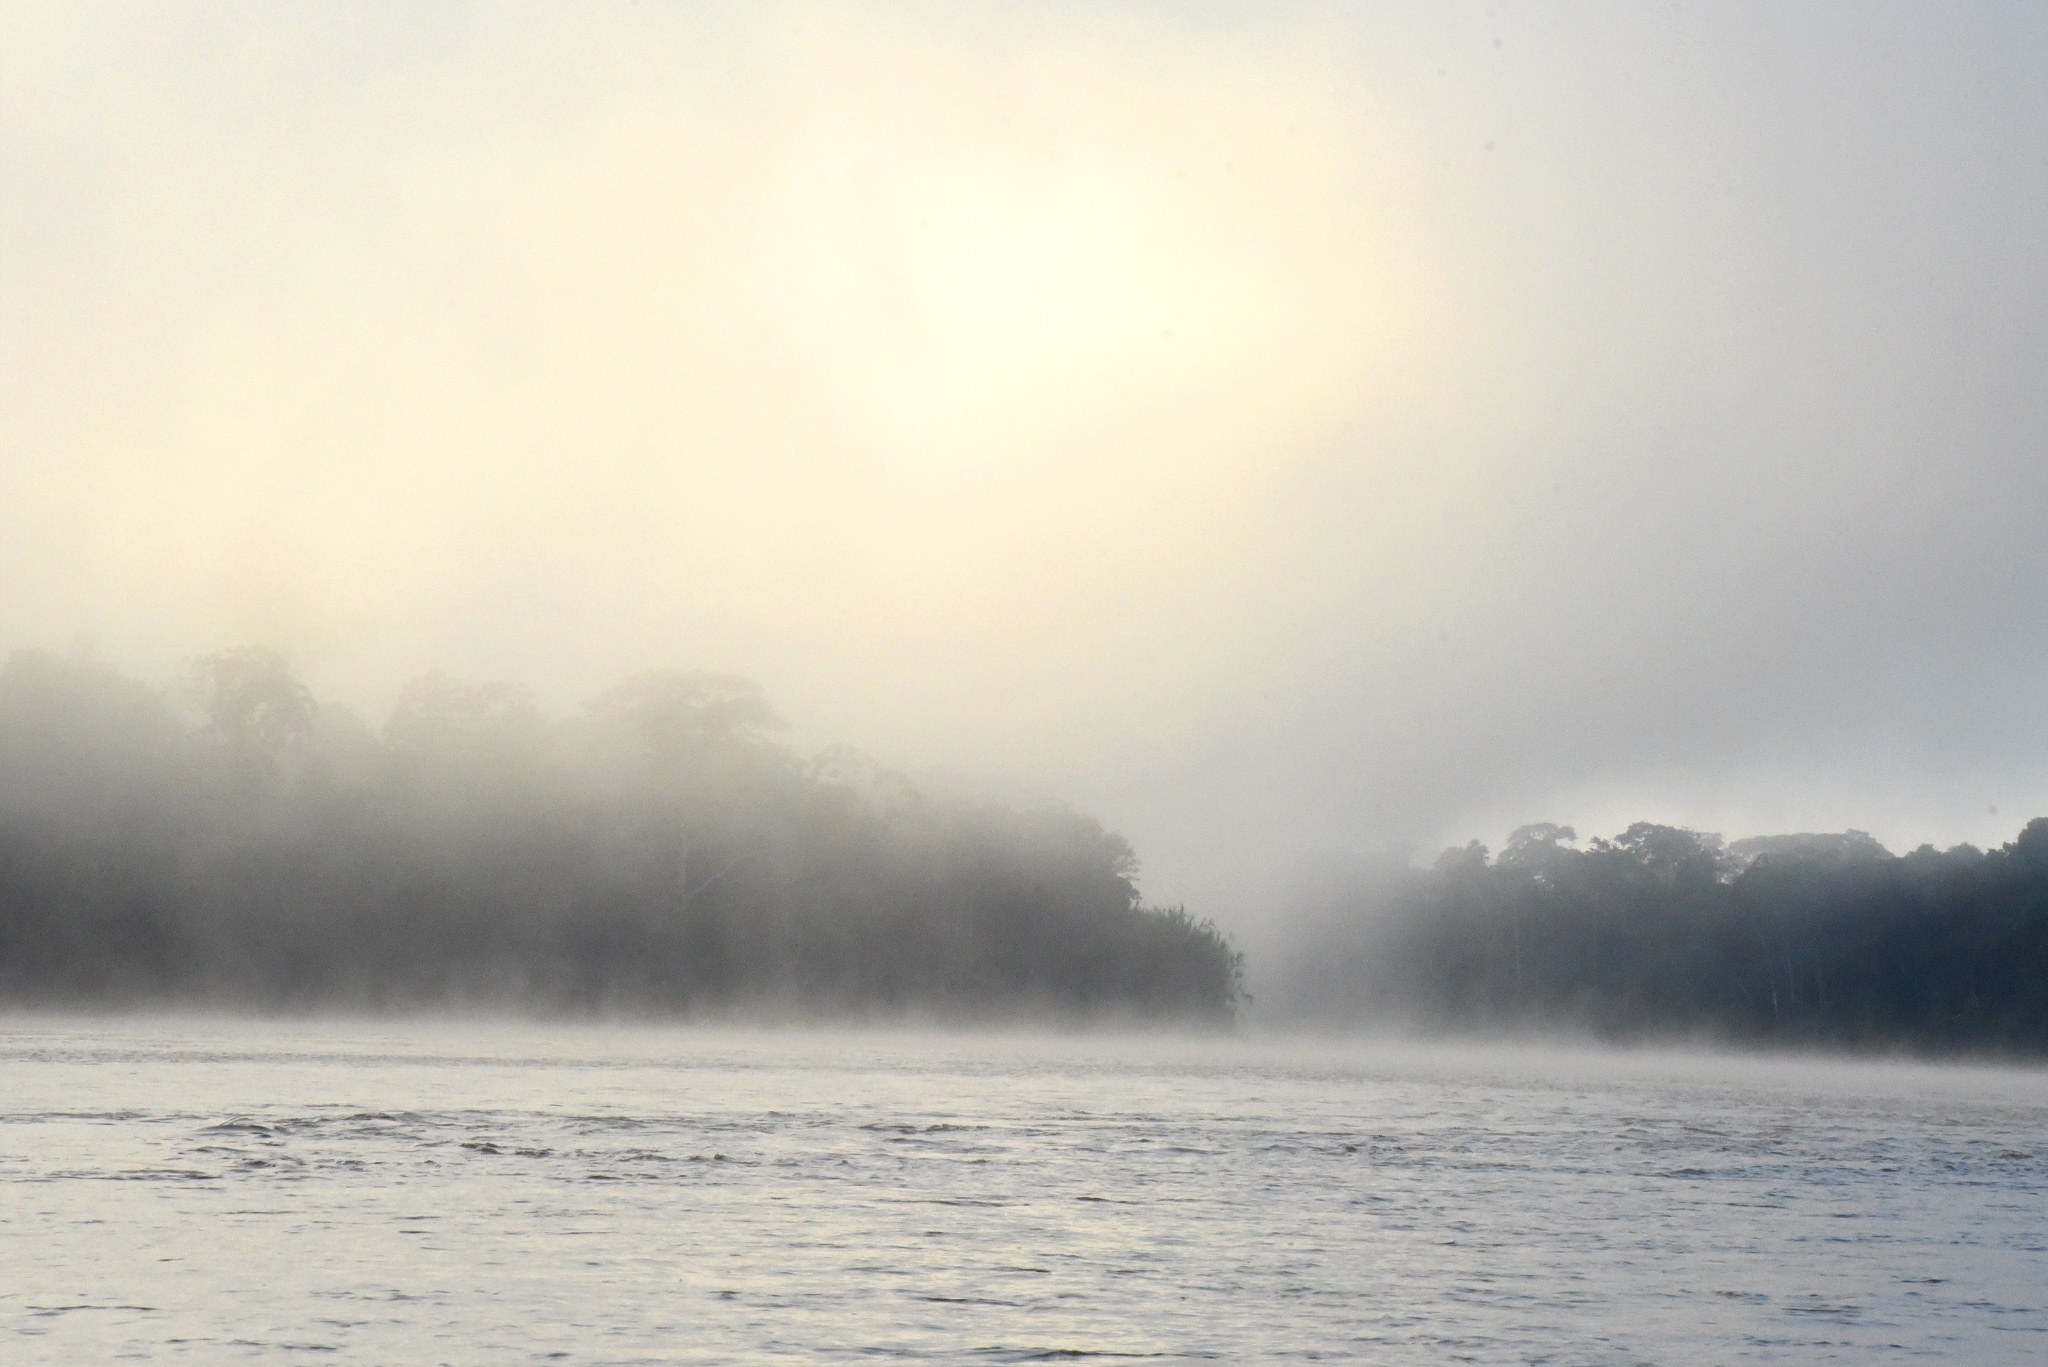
[[0, 648, 1240, 1022], [1276, 820, 2048, 1053]]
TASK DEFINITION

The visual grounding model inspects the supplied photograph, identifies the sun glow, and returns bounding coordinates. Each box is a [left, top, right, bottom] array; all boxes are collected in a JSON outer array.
[[761, 28, 1433, 508], [0, 2, 1461, 767]]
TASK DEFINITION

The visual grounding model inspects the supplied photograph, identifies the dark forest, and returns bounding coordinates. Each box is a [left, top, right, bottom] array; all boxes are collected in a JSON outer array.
[[14, 645, 2048, 1048], [1274, 819, 2048, 1053], [0, 647, 1241, 1022]]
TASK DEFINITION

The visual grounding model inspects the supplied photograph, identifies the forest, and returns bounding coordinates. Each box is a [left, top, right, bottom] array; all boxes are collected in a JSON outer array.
[[1273, 818, 2048, 1053], [0, 646, 1241, 1022]]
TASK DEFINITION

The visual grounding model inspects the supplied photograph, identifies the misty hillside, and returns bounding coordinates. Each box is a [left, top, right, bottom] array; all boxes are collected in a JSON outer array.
[[1273, 821, 2048, 1053], [0, 647, 1239, 1022]]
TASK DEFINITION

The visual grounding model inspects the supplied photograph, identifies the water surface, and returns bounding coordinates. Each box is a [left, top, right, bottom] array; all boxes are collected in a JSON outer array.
[[3, 1021, 2044, 1362]]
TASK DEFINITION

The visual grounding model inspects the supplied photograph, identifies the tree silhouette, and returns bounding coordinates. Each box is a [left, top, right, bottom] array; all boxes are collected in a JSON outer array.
[[189, 647, 315, 755], [0, 647, 1241, 1023], [1275, 817, 2048, 1053]]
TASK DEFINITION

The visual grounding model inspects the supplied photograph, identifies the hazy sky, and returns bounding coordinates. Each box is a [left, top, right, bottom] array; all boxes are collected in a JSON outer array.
[[5, 2, 2046, 923]]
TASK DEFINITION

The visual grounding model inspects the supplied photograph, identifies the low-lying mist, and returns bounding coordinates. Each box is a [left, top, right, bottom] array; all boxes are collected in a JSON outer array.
[[11, 641, 2048, 1054], [0, 646, 1239, 1024]]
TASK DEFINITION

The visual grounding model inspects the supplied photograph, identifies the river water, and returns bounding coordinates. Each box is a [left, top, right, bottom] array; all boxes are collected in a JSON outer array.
[[1, 1021, 2043, 1363]]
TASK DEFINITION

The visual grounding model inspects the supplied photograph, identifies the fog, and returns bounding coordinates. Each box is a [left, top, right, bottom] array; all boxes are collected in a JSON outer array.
[[0, 647, 1239, 1018], [6, 2, 2046, 937]]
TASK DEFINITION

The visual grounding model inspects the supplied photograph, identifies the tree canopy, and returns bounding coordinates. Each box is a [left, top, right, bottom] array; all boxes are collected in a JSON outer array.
[[1274, 818, 2048, 1053], [0, 647, 1239, 1023]]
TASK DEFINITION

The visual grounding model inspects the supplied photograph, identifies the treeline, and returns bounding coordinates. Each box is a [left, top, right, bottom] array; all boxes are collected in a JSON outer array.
[[0, 647, 1240, 1022], [1273, 820, 2048, 1053]]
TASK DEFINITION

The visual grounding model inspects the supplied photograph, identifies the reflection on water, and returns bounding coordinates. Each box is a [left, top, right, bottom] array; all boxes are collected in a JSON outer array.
[[3, 1022, 2045, 1363]]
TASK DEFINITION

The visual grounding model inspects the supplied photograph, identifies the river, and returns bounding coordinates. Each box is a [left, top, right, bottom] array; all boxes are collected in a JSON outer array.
[[2, 1020, 2043, 1362]]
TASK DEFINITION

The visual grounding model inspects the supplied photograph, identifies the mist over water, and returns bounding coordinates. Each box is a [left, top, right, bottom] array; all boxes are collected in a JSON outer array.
[[7, 4, 2048, 1358]]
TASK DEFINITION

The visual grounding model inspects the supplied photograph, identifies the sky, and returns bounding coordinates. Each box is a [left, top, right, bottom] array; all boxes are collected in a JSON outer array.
[[4, 2, 2047, 927]]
